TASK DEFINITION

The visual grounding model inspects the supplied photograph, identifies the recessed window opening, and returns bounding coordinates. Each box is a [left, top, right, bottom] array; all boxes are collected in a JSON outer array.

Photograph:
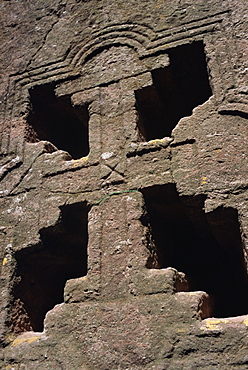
[[10, 202, 88, 334], [142, 184, 248, 318], [135, 41, 212, 141], [26, 82, 89, 160]]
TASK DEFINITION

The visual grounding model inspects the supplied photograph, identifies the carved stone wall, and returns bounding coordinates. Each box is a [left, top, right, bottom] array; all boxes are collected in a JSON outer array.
[[0, 0, 248, 368]]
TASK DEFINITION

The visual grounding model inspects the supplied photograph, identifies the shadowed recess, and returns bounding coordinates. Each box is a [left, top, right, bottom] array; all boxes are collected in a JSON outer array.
[[135, 41, 212, 140], [142, 184, 248, 318], [26, 82, 89, 160], [10, 202, 88, 334]]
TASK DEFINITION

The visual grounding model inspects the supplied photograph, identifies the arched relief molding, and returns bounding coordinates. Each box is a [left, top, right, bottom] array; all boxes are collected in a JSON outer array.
[[3, 9, 247, 158], [73, 37, 148, 67], [8, 11, 232, 85], [70, 11, 230, 66], [70, 23, 156, 67]]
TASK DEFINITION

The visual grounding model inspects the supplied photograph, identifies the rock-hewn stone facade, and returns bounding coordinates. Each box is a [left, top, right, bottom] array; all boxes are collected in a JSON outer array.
[[0, 0, 248, 368]]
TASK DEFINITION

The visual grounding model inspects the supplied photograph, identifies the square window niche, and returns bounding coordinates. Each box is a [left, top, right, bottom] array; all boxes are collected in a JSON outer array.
[[26, 82, 89, 160], [142, 185, 248, 318], [135, 41, 212, 141], [10, 202, 88, 334]]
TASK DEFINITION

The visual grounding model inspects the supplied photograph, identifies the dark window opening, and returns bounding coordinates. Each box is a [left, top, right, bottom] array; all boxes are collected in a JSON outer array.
[[10, 202, 88, 334], [135, 41, 212, 141], [26, 82, 89, 160], [142, 184, 248, 318]]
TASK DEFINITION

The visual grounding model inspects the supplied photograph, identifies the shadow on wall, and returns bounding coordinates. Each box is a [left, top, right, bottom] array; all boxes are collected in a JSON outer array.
[[135, 41, 212, 140], [142, 184, 248, 318], [26, 82, 90, 160], [10, 202, 88, 334]]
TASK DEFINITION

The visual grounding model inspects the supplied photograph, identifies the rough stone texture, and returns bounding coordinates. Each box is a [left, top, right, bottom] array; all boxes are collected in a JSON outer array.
[[0, 0, 248, 368]]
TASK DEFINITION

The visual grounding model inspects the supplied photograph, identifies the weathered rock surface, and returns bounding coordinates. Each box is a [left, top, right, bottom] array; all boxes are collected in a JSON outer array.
[[0, 0, 248, 368]]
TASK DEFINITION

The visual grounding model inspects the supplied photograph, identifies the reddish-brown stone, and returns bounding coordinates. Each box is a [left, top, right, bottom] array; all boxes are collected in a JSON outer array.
[[0, 0, 248, 368]]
